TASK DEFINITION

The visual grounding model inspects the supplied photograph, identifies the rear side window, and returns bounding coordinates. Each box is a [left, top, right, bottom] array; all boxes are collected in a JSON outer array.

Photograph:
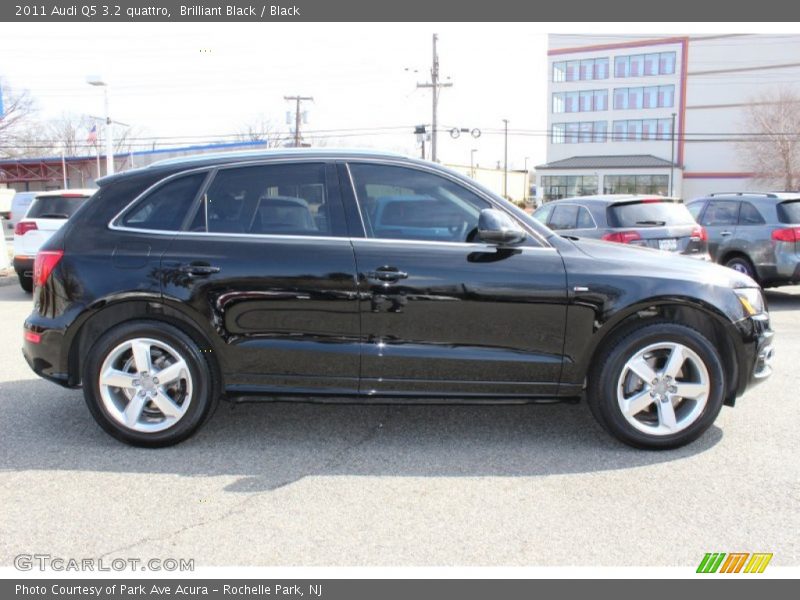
[[549, 204, 579, 230], [738, 202, 766, 225], [608, 200, 695, 228], [686, 201, 704, 221], [576, 206, 595, 229], [196, 163, 335, 236], [532, 204, 553, 224], [121, 174, 205, 231], [27, 194, 91, 219], [700, 200, 739, 226], [777, 200, 800, 224]]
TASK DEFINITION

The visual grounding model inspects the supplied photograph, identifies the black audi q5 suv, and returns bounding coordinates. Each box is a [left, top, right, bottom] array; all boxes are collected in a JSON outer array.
[[23, 150, 774, 449]]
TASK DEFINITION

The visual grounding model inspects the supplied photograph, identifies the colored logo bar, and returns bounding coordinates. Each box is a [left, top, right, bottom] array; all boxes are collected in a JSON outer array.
[[697, 552, 773, 573]]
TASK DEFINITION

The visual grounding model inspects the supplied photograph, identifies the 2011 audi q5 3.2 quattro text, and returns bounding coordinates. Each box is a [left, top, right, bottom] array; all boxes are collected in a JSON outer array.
[[22, 150, 774, 449]]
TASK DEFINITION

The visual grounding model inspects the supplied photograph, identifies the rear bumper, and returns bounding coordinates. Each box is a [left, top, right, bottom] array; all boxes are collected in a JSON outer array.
[[13, 255, 34, 276], [22, 315, 78, 389]]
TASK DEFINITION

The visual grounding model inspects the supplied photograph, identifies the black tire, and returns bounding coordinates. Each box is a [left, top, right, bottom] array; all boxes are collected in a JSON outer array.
[[724, 255, 758, 282], [17, 272, 33, 293], [587, 321, 726, 450], [82, 320, 219, 447]]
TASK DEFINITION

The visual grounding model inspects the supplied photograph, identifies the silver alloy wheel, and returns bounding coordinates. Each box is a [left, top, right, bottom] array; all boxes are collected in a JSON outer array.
[[98, 337, 193, 433], [730, 262, 749, 275], [616, 342, 710, 436]]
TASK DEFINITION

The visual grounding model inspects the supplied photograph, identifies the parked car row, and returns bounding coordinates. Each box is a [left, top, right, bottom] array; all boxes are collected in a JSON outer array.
[[11, 189, 95, 291], [534, 191, 800, 287]]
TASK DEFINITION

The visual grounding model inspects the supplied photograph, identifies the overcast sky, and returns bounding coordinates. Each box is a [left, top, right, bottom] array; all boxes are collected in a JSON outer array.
[[0, 23, 548, 169]]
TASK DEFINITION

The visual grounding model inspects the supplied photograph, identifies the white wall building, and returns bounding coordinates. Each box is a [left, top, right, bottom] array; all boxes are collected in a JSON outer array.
[[536, 34, 800, 202]]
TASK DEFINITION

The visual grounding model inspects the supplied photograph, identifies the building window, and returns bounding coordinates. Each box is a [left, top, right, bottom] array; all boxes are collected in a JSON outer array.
[[554, 89, 607, 113], [553, 62, 566, 82], [614, 85, 675, 110], [551, 121, 608, 144], [552, 57, 610, 82], [541, 175, 599, 201], [613, 51, 677, 78], [604, 174, 669, 195], [612, 118, 673, 141]]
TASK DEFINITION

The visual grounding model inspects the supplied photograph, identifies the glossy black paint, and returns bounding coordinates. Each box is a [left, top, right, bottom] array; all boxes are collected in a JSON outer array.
[[22, 150, 772, 407]]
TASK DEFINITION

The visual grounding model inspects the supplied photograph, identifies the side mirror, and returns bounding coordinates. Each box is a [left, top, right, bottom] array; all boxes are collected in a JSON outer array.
[[477, 209, 527, 245]]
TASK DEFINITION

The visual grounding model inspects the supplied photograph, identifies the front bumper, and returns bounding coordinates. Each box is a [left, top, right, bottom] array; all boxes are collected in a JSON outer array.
[[738, 314, 774, 395]]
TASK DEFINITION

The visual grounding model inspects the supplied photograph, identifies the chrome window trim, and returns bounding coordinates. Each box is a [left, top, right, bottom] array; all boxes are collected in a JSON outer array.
[[108, 155, 552, 248]]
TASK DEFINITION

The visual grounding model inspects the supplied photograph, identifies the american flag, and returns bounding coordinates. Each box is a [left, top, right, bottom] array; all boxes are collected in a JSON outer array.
[[86, 124, 97, 144]]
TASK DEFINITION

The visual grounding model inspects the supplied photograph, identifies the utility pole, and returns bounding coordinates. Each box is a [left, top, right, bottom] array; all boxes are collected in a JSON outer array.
[[284, 95, 314, 147], [670, 112, 677, 196], [416, 34, 452, 162], [502, 119, 509, 198]]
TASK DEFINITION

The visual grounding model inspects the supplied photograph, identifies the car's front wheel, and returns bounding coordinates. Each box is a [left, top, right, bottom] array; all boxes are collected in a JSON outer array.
[[587, 321, 726, 449], [82, 320, 219, 447]]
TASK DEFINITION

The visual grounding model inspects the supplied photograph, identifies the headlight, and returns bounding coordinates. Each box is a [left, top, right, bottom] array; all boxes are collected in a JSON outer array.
[[734, 287, 766, 316]]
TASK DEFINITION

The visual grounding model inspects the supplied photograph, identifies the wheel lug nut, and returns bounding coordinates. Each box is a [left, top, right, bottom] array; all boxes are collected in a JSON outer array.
[[132, 379, 140, 386], [153, 378, 159, 384]]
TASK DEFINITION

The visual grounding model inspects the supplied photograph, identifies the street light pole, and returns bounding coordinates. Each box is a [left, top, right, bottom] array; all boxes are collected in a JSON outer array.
[[88, 76, 114, 176], [502, 119, 509, 198], [470, 148, 477, 178], [670, 112, 676, 196]]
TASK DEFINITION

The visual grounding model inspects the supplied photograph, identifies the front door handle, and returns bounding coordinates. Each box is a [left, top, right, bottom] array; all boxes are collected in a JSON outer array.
[[180, 262, 221, 276], [366, 267, 409, 282], [720, 230, 733, 236]]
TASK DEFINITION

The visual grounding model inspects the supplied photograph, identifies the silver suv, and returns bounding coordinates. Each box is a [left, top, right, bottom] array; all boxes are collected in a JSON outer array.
[[687, 192, 800, 287]]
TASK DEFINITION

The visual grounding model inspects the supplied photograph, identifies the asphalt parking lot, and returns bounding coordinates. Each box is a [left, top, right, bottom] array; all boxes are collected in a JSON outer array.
[[0, 281, 798, 568]]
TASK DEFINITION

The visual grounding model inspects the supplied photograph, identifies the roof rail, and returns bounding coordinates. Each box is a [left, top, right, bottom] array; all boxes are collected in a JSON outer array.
[[707, 192, 779, 198]]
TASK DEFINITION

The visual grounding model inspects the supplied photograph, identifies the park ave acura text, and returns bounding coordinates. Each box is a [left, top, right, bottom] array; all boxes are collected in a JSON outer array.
[[22, 150, 774, 449]]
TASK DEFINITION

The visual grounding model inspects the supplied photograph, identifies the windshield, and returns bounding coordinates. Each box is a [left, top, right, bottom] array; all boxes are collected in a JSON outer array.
[[608, 200, 695, 228], [26, 195, 91, 219]]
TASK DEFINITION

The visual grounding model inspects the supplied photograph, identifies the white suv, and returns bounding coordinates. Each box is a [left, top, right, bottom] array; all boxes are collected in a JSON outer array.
[[13, 189, 95, 292]]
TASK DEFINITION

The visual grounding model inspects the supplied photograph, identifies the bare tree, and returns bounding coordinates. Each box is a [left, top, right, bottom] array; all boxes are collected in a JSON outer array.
[[236, 116, 284, 147], [0, 84, 37, 158], [741, 87, 800, 191]]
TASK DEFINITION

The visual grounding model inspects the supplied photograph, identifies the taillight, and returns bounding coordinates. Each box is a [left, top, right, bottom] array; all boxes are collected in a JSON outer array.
[[33, 250, 64, 288], [14, 221, 37, 236], [691, 226, 708, 242], [771, 227, 800, 243], [602, 231, 643, 244]]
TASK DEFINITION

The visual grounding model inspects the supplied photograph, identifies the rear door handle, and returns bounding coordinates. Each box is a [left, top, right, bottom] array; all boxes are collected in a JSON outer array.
[[720, 231, 733, 236], [366, 267, 409, 282], [180, 263, 221, 276]]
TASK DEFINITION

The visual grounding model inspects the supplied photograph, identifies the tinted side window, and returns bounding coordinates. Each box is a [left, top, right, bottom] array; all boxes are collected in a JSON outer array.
[[576, 206, 595, 229], [197, 163, 335, 236], [122, 174, 204, 231], [348, 163, 489, 242], [700, 201, 739, 226], [549, 204, 579, 230], [738, 202, 766, 225], [533, 203, 553, 224], [686, 201, 705, 221], [777, 200, 800, 224]]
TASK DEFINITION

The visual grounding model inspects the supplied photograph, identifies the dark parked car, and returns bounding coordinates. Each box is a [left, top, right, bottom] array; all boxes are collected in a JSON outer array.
[[686, 192, 800, 287], [533, 195, 709, 259], [23, 150, 773, 449]]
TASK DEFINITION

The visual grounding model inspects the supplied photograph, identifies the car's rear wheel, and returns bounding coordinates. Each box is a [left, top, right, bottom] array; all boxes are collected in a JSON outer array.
[[587, 321, 725, 449], [82, 320, 219, 447], [724, 255, 757, 281], [17, 272, 32, 293]]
